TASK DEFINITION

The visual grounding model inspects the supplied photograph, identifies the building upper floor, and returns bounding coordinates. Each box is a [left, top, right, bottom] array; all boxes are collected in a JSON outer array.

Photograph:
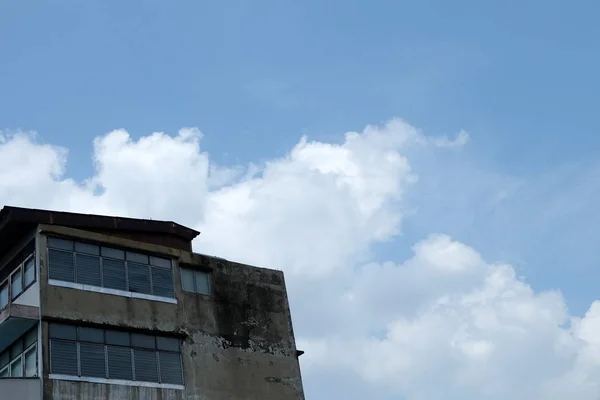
[[0, 206, 300, 358], [0, 206, 304, 399]]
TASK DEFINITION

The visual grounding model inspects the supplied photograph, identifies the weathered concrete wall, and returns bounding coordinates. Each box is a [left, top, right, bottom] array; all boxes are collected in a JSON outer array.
[[38, 225, 304, 400], [87, 228, 193, 252], [50, 380, 182, 400]]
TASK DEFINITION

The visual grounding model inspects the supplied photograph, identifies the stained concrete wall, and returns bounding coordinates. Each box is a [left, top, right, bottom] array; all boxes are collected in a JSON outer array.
[[37, 225, 304, 400], [50, 380, 182, 400]]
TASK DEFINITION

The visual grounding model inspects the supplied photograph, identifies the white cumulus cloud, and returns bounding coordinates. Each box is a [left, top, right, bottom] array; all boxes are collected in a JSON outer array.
[[0, 119, 598, 400]]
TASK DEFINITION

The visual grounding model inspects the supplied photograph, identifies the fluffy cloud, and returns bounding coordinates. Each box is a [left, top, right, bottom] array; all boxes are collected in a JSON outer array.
[[1, 120, 599, 399], [196, 119, 418, 276]]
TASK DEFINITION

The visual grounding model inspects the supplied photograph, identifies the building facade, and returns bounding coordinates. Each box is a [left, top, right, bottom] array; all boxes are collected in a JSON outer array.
[[0, 206, 305, 399]]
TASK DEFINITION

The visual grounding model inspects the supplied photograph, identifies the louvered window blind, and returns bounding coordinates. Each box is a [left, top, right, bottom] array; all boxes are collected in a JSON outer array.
[[47, 237, 175, 298], [49, 323, 183, 385]]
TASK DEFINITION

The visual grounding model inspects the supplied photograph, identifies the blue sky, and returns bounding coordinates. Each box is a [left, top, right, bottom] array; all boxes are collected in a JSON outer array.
[[2, 1, 600, 398], [4, 0, 599, 173]]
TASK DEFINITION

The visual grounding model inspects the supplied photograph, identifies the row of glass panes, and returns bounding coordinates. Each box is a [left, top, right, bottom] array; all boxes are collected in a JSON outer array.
[[48, 236, 213, 299], [0, 254, 35, 310], [0, 328, 37, 378], [49, 324, 181, 352], [47, 237, 172, 268]]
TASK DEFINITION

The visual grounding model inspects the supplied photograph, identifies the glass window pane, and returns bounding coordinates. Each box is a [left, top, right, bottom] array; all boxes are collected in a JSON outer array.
[[80, 342, 106, 378], [24, 347, 37, 377], [102, 258, 127, 291], [0, 367, 8, 378], [102, 247, 125, 260], [127, 263, 151, 294], [106, 331, 130, 346], [107, 345, 133, 380], [47, 237, 73, 251], [79, 327, 104, 343], [75, 242, 99, 255], [126, 252, 148, 264], [49, 324, 77, 340], [151, 267, 174, 298], [11, 358, 22, 377], [10, 340, 23, 359], [0, 351, 9, 369], [159, 351, 183, 384], [24, 257, 35, 286], [0, 282, 8, 309], [194, 271, 211, 295], [50, 339, 78, 375], [131, 334, 155, 349], [156, 337, 180, 352], [24, 329, 37, 348], [180, 268, 195, 292], [133, 349, 158, 382], [150, 256, 171, 269], [11, 270, 22, 299], [75, 254, 101, 287], [48, 249, 75, 283]]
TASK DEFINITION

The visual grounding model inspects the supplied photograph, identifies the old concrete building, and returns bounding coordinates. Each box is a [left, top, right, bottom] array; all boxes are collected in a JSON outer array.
[[0, 206, 305, 399]]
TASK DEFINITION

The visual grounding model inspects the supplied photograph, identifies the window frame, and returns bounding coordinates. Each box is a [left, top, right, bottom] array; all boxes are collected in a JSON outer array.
[[23, 256, 36, 288], [0, 327, 38, 378], [180, 266, 211, 295], [23, 345, 37, 377], [11, 268, 22, 301], [0, 253, 36, 311], [47, 236, 176, 302], [48, 323, 184, 387], [0, 281, 8, 310]]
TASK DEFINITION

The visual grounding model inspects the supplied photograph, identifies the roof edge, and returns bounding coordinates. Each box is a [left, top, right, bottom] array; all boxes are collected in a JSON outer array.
[[0, 206, 200, 241]]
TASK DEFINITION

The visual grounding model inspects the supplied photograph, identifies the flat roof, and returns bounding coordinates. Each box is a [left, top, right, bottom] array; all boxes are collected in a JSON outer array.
[[0, 206, 200, 256]]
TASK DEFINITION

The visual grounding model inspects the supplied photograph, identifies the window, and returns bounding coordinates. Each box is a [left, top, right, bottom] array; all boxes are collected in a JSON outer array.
[[0, 282, 7, 309], [11, 270, 22, 300], [10, 358, 22, 378], [47, 237, 175, 299], [0, 328, 38, 378], [49, 323, 183, 385], [24, 347, 36, 377], [180, 267, 211, 295], [0, 253, 36, 311], [24, 258, 35, 287]]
